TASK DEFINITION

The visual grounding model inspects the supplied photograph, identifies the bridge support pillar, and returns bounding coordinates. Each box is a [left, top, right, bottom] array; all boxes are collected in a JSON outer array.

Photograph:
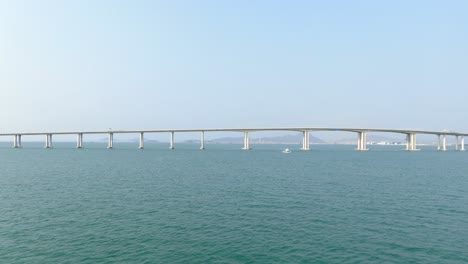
[[139, 132, 144, 149], [169, 132, 174, 149], [442, 135, 447, 151], [301, 131, 310, 150], [455, 136, 459, 151], [107, 133, 113, 149], [405, 133, 419, 151], [76, 133, 83, 148], [242, 131, 251, 150], [356, 131, 368, 151], [200, 131, 205, 150], [437, 135, 441, 151], [13, 135, 22, 148], [45, 134, 53, 148], [461, 136, 465, 151]]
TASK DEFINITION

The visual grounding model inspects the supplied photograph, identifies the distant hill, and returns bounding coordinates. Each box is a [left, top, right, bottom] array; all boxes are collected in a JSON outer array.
[[97, 137, 160, 143], [206, 133, 325, 144], [333, 134, 404, 144], [96, 133, 323, 144]]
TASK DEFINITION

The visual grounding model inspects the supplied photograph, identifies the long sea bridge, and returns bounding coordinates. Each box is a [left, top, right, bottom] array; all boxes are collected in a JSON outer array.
[[1, 127, 466, 151]]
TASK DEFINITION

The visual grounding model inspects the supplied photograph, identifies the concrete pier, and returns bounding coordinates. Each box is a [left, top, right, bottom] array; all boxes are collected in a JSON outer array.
[[301, 131, 310, 150], [442, 134, 447, 151], [169, 132, 174, 149], [45, 134, 53, 148], [437, 135, 441, 151], [13, 135, 22, 148], [455, 136, 459, 151], [139, 132, 144, 149], [107, 133, 113, 149], [76, 133, 83, 148], [242, 131, 251, 150], [405, 133, 419, 151], [200, 131, 205, 150], [356, 131, 368, 151]]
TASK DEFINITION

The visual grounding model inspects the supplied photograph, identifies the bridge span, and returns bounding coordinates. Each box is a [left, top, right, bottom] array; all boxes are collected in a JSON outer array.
[[1, 127, 466, 151]]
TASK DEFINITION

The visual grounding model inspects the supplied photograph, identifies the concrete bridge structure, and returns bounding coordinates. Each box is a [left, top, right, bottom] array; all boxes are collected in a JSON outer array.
[[2, 127, 467, 151]]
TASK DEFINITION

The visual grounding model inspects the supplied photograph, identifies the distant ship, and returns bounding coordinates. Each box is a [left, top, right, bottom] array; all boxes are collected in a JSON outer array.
[[282, 148, 291, 154]]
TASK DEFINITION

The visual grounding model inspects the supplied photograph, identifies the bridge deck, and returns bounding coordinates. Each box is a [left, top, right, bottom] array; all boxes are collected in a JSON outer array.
[[0, 127, 466, 136]]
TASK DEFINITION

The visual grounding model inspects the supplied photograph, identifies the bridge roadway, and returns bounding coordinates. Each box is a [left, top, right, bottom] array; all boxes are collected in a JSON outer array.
[[1, 127, 467, 151]]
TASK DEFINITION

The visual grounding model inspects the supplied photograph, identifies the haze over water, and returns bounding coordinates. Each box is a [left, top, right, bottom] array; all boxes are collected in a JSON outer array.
[[1, 143, 467, 263]]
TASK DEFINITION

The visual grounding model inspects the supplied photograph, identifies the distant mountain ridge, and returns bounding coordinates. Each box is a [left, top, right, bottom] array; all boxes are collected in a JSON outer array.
[[333, 134, 404, 144], [207, 133, 325, 144], [95, 133, 325, 144]]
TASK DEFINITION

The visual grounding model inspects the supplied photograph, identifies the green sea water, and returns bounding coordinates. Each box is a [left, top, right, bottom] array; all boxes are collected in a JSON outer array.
[[0, 143, 467, 263]]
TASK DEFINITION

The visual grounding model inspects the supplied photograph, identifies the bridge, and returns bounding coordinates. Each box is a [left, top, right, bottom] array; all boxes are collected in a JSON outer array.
[[1, 127, 467, 151]]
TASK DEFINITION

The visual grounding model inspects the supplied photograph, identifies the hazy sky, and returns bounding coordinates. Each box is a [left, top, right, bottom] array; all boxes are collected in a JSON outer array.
[[1, 0, 467, 140]]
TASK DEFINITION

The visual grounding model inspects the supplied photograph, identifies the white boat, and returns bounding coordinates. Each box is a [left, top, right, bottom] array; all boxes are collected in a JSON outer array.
[[282, 148, 291, 153]]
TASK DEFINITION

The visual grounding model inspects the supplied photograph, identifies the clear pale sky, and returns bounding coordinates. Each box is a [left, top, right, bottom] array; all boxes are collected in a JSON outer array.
[[1, 0, 467, 139]]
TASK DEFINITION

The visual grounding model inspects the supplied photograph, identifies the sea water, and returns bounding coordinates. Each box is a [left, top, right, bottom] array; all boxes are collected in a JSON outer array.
[[0, 143, 467, 263]]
